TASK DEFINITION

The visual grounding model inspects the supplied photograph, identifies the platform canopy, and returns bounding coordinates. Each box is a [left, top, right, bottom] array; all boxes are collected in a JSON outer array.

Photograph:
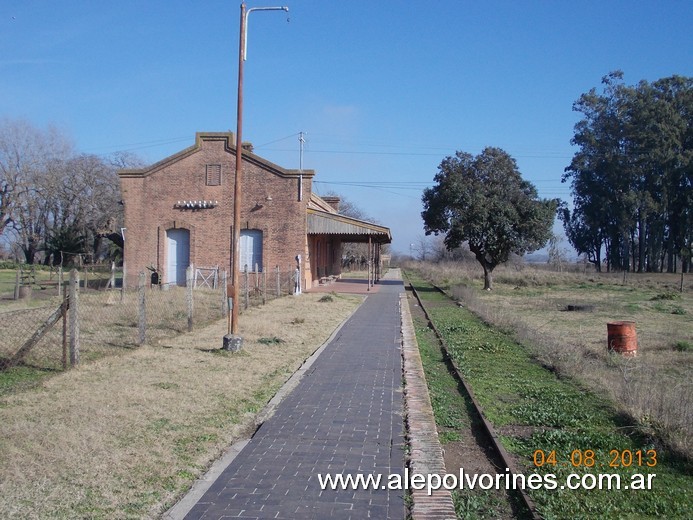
[[307, 209, 391, 244]]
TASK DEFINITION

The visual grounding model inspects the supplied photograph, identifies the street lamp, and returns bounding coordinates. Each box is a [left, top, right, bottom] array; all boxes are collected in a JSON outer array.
[[226, 2, 288, 350]]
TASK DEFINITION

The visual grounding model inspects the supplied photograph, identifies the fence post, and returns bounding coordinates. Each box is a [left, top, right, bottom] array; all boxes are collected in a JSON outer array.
[[69, 269, 80, 366], [244, 265, 249, 309], [14, 269, 20, 300], [276, 265, 280, 297], [62, 287, 68, 370], [262, 266, 267, 305], [109, 261, 116, 289], [186, 265, 194, 332], [121, 261, 127, 303], [138, 272, 146, 345], [58, 267, 63, 298], [221, 270, 228, 318]]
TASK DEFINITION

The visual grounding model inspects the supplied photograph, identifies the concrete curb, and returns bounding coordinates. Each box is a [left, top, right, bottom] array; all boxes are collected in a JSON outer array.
[[400, 292, 457, 520]]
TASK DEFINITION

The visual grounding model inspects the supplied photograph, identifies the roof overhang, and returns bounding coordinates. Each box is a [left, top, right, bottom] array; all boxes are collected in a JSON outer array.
[[307, 209, 391, 244]]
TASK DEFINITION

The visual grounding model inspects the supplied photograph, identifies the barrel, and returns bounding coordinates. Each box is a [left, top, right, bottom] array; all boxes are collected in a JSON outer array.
[[17, 286, 32, 300], [607, 321, 637, 357]]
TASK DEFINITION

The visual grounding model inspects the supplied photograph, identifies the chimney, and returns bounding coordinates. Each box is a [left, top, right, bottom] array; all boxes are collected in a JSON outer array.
[[322, 196, 340, 212]]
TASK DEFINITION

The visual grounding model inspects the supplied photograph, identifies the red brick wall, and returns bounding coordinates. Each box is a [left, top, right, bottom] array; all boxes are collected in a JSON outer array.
[[119, 133, 313, 288]]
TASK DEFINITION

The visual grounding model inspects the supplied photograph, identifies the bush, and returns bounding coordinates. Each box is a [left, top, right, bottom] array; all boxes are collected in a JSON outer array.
[[651, 292, 681, 301], [674, 341, 692, 352]]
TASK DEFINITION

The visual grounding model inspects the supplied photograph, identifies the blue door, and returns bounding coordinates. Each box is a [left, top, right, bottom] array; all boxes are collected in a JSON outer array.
[[167, 228, 190, 286], [240, 230, 263, 272]]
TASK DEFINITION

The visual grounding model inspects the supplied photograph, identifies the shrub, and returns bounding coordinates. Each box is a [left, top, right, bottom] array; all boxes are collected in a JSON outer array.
[[674, 341, 692, 352]]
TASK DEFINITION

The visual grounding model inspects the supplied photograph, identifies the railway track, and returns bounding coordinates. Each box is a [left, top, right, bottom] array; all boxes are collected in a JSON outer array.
[[407, 282, 542, 520]]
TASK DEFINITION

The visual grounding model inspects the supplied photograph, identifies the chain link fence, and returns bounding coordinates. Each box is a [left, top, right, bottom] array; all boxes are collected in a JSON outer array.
[[1, 266, 299, 372]]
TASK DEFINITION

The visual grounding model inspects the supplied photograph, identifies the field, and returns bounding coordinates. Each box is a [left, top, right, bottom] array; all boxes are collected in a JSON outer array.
[[0, 291, 362, 518], [405, 269, 691, 518], [408, 261, 692, 459]]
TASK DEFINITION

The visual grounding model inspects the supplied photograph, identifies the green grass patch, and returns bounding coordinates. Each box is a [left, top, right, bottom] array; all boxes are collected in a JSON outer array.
[[674, 341, 692, 352], [0, 365, 54, 397], [257, 336, 285, 345], [406, 272, 692, 519]]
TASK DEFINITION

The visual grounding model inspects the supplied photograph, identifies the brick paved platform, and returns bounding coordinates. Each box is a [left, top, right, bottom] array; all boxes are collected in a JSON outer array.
[[181, 274, 406, 519]]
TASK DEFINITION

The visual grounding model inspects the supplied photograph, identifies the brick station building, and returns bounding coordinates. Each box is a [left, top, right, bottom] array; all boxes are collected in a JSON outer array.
[[118, 132, 391, 290]]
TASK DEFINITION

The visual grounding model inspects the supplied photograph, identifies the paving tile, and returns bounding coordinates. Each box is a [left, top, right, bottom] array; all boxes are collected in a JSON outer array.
[[184, 276, 405, 520]]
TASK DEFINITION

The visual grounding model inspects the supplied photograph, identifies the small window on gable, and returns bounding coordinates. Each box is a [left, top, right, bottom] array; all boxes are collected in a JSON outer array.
[[206, 164, 222, 186]]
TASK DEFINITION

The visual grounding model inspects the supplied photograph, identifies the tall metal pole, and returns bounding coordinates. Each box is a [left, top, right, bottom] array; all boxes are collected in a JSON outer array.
[[231, 2, 247, 335], [230, 2, 288, 336]]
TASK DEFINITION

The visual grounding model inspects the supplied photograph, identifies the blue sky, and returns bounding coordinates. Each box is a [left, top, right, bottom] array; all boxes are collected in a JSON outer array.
[[2, 1, 691, 255]]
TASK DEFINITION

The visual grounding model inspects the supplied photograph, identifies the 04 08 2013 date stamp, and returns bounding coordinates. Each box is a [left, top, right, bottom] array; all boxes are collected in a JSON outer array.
[[532, 449, 657, 469]]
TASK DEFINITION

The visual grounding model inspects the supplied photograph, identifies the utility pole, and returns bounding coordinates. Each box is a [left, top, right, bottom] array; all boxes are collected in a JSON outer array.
[[226, 2, 288, 349], [298, 131, 305, 201]]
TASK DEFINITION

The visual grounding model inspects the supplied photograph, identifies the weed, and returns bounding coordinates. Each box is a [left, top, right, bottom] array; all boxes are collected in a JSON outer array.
[[318, 295, 334, 302], [405, 271, 692, 519], [0, 366, 51, 397], [257, 336, 285, 345], [674, 341, 692, 352], [651, 292, 681, 301], [152, 381, 179, 390], [291, 317, 305, 325]]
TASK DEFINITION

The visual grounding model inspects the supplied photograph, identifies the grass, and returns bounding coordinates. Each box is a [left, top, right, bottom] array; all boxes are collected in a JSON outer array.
[[0, 292, 362, 519], [406, 271, 692, 519], [408, 260, 692, 459], [411, 307, 526, 519]]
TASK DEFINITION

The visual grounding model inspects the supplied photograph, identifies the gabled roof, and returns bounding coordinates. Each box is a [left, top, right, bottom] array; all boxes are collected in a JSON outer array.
[[118, 132, 315, 180]]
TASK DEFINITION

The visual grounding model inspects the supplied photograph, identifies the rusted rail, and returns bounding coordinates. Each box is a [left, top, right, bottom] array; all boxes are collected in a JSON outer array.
[[408, 283, 542, 520]]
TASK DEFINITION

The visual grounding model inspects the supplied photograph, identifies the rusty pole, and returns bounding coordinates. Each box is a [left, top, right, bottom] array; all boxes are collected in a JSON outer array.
[[231, 2, 289, 335], [231, 2, 247, 335]]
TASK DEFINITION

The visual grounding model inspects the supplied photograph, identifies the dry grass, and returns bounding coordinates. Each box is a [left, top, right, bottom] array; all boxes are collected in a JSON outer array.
[[408, 260, 693, 459], [0, 292, 362, 519]]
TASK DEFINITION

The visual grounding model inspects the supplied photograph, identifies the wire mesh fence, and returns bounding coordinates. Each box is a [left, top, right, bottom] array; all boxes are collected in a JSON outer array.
[[0, 266, 298, 373], [0, 305, 66, 371]]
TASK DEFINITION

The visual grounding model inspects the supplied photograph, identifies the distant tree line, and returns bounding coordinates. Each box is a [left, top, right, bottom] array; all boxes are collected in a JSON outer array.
[[0, 118, 144, 266], [560, 72, 692, 273]]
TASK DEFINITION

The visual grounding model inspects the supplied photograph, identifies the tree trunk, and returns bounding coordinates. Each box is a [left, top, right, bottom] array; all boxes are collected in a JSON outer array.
[[481, 262, 493, 290]]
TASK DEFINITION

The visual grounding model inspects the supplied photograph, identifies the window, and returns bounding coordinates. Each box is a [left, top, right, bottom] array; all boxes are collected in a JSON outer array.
[[206, 164, 222, 186]]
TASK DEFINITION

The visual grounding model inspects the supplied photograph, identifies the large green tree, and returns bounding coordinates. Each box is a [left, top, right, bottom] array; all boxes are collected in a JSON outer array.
[[562, 72, 692, 272], [422, 147, 557, 290]]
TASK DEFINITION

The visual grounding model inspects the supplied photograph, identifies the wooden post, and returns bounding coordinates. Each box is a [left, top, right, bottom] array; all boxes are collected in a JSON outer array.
[[108, 261, 116, 289], [69, 269, 80, 366], [186, 265, 194, 332], [58, 267, 63, 298], [367, 237, 372, 291], [276, 265, 280, 297], [62, 287, 68, 370], [262, 266, 267, 305], [121, 261, 127, 302], [254, 263, 259, 294], [137, 272, 146, 345], [14, 269, 20, 300], [221, 270, 228, 318], [244, 265, 249, 309]]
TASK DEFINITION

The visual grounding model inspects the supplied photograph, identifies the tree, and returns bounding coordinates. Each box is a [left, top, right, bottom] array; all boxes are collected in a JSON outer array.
[[0, 118, 142, 264], [547, 234, 570, 272], [563, 73, 692, 273], [0, 118, 74, 263], [422, 147, 556, 290]]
